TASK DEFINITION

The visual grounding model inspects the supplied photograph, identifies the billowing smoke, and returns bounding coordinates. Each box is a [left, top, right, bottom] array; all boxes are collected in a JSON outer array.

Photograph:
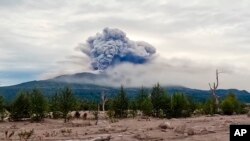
[[81, 28, 156, 70]]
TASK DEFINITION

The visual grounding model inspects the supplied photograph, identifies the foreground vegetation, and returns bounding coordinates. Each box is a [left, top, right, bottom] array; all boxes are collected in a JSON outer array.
[[0, 83, 248, 123]]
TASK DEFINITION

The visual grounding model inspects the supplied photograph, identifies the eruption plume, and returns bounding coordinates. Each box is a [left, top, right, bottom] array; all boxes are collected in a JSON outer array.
[[81, 27, 156, 70]]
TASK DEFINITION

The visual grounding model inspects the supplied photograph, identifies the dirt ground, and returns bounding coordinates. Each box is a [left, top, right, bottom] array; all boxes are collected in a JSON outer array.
[[0, 114, 249, 141]]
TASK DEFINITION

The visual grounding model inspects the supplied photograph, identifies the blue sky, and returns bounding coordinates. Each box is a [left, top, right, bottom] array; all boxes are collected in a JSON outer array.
[[1, 0, 250, 90]]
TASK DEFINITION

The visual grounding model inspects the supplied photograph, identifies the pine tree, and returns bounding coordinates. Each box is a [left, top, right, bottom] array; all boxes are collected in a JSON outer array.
[[30, 89, 47, 122], [113, 85, 129, 118], [171, 93, 189, 117], [151, 83, 170, 117], [141, 97, 153, 116], [10, 92, 31, 121], [136, 86, 148, 111], [58, 87, 76, 122]]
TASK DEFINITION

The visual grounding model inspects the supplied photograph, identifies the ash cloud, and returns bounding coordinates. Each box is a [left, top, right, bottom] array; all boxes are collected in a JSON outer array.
[[80, 27, 156, 70]]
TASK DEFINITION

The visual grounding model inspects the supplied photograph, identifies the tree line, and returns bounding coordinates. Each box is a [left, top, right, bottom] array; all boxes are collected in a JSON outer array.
[[0, 83, 247, 123]]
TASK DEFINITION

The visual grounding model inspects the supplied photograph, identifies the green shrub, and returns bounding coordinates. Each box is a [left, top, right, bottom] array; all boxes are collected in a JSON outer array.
[[107, 110, 115, 119], [221, 93, 241, 115], [239, 103, 248, 114], [202, 98, 217, 115]]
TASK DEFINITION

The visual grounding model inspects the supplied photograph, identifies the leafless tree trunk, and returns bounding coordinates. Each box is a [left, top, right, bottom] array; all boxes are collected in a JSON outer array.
[[209, 69, 222, 112], [101, 92, 108, 111], [95, 104, 99, 125]]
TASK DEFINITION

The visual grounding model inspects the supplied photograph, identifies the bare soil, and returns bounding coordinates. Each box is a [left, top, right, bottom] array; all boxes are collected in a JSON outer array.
[[0, 114, 249, 141]]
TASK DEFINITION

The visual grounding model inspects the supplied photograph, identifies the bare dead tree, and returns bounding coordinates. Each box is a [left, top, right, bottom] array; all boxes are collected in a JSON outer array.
[[95, 104, 99, 125], [101, 92, 108, 111], [209, 69, 223, 112]]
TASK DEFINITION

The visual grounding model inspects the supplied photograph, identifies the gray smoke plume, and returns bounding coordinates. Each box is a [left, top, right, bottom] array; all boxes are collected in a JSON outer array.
[[81, 27, 156, 70]]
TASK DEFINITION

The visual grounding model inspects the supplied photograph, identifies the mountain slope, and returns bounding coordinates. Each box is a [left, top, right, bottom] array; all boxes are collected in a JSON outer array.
[[1, 72, 250, 103]]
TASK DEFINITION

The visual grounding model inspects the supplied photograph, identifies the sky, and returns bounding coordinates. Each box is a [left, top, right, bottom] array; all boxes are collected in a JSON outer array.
[[1, 0, 250, 90]]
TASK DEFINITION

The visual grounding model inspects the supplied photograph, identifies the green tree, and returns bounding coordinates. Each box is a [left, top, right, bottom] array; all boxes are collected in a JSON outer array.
[[221, 93, 241, 115], [10, 92, 31, 121], [129, 100, 137, 118], [159, 92, 171, 117], [49, 92, 60, 112], [113, 85, 129, 118], [0, 96, 5, 121], [58, 87, 76, 122], [151, 83, 163, 116], [49, 92, 63, 119], [151, 83, 170, 117], [141, 97, 153, 116], [104, 99, 113, 111], [187, 97, 198, 113], [171, 93, 190, 117], [30, 89, 47, 122], [136, 86, 148, 110]]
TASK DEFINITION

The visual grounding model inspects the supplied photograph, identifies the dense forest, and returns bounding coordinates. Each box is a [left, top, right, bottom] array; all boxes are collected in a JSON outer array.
[[0, 83, 248, 123]]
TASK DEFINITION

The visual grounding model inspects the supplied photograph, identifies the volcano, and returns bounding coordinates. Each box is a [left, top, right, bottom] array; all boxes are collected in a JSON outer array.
[[1, 72, 250, 103]]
